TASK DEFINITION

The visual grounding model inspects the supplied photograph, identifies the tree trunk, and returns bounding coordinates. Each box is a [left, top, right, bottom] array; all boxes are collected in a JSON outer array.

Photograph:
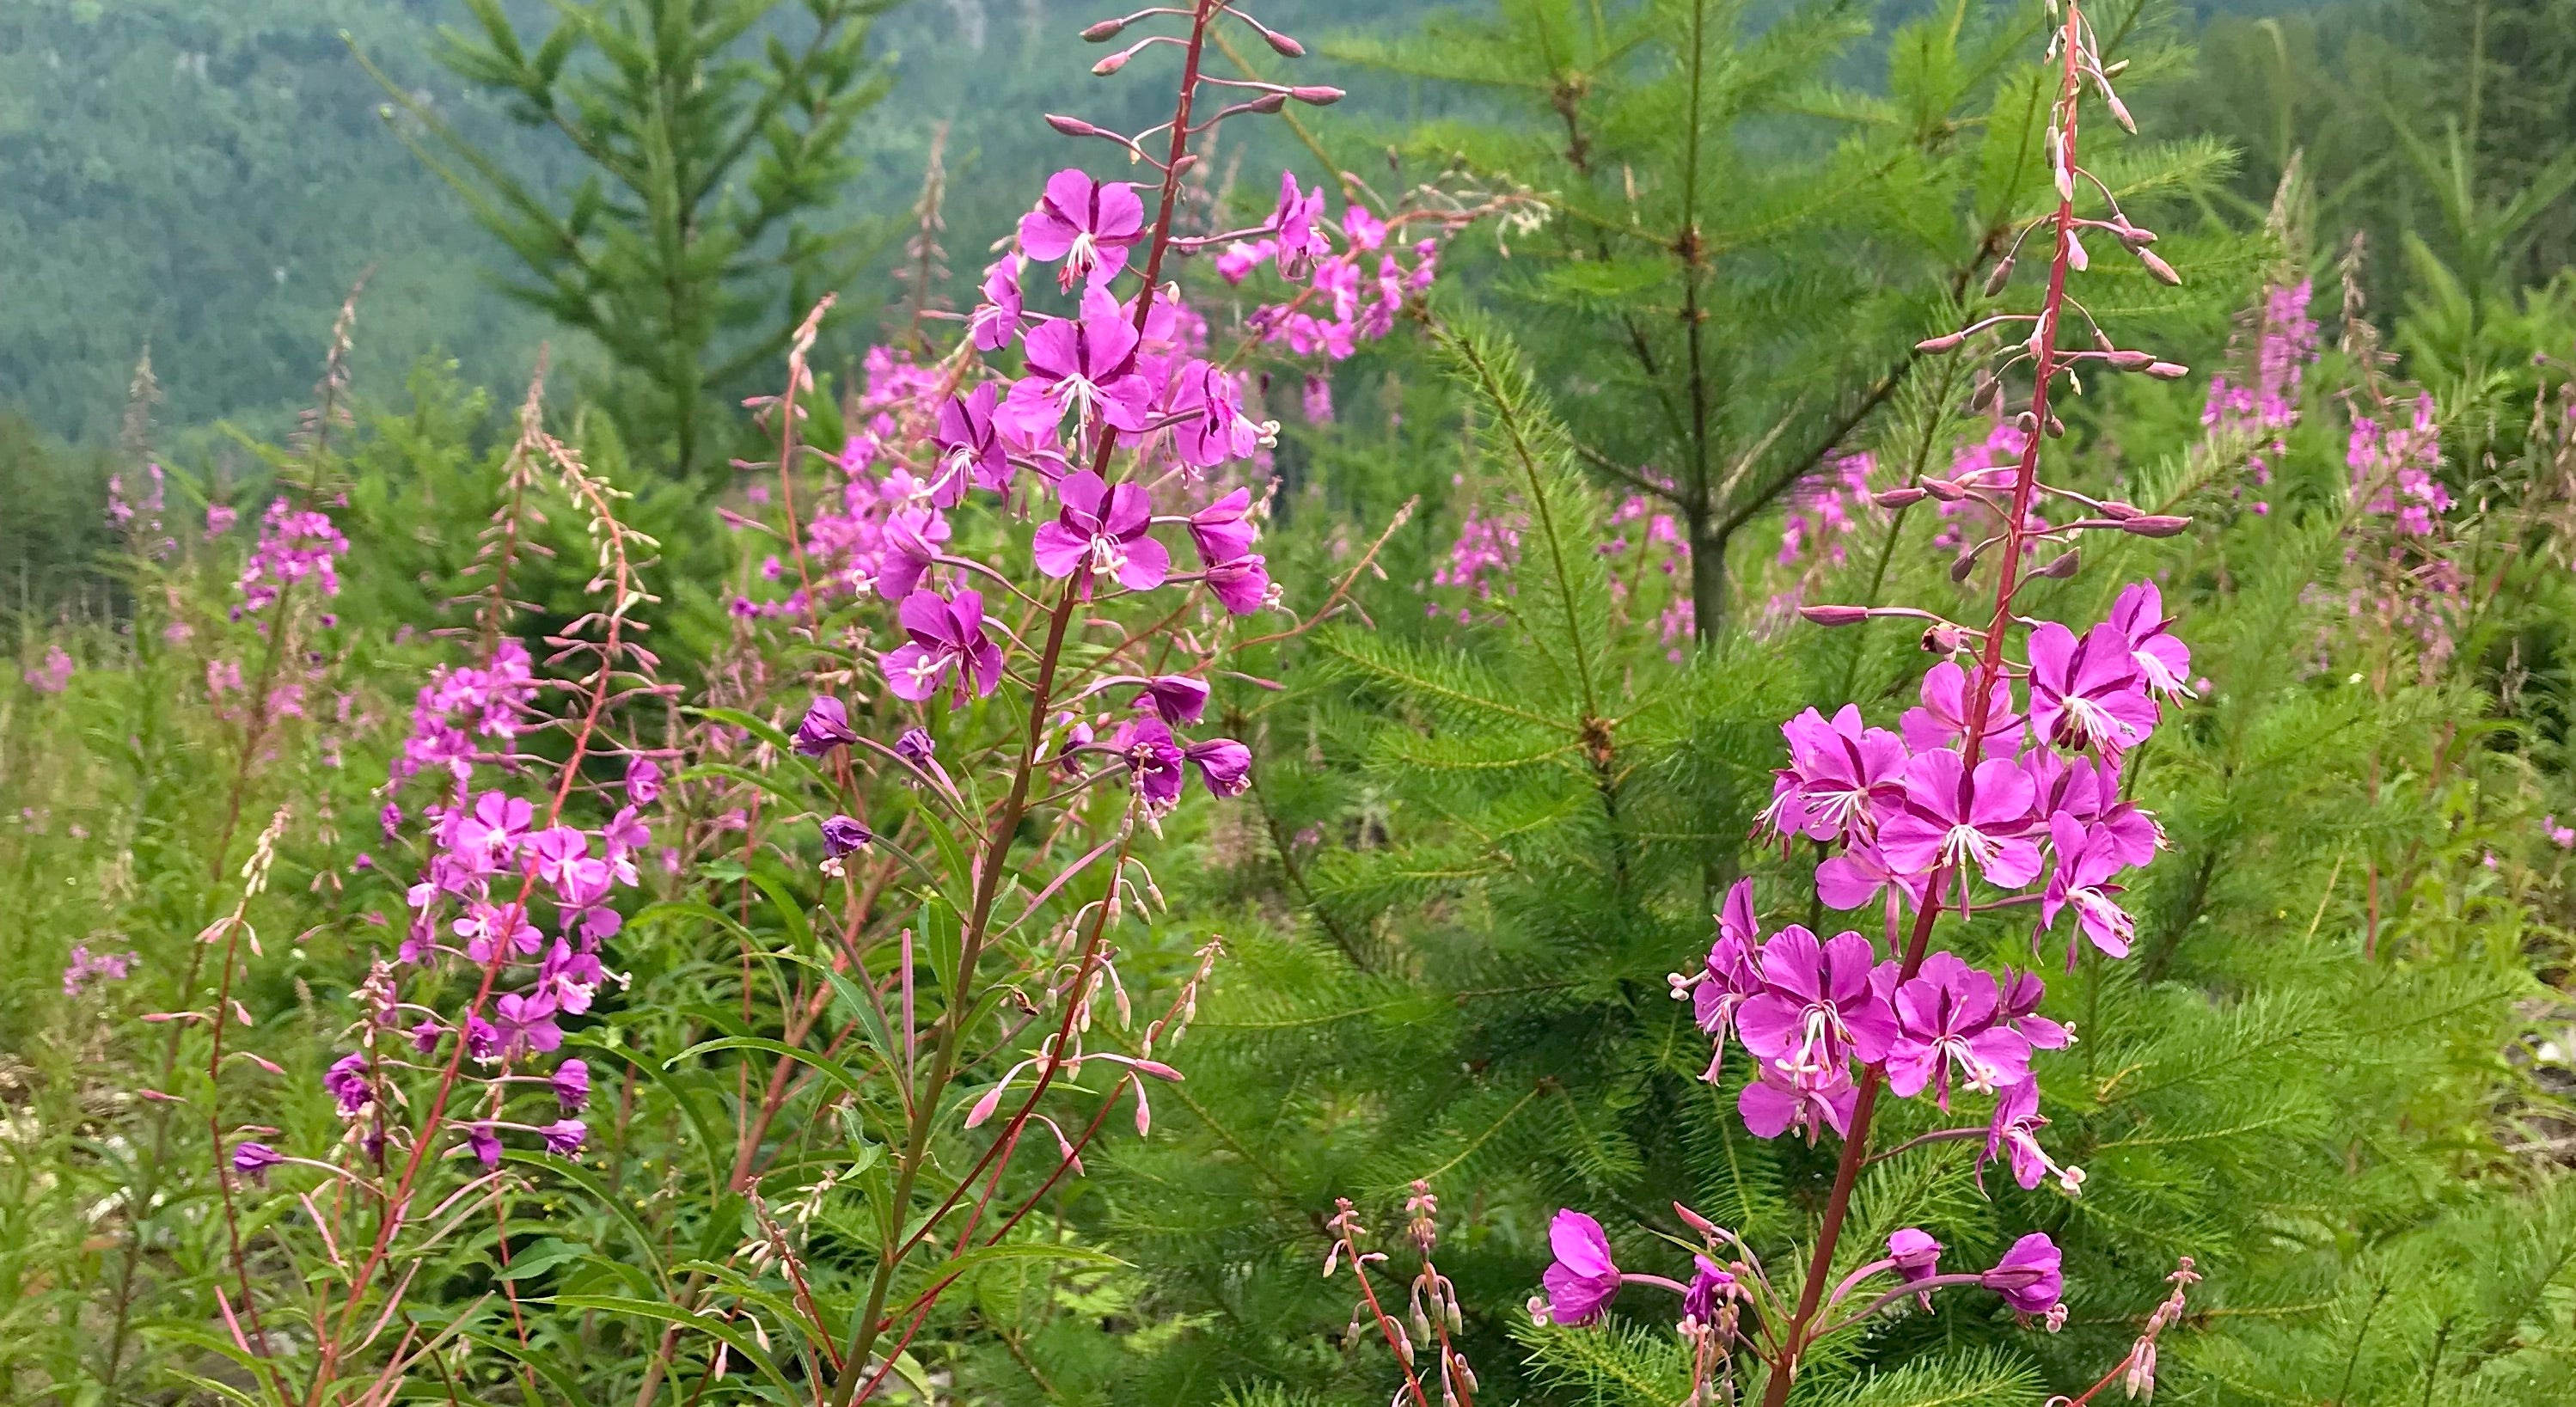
[[1686, 513, 1728, 644]]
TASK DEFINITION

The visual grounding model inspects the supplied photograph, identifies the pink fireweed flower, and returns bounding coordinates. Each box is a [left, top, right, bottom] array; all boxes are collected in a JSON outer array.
[[2028, 621, 2157, 755], [2042, 811, 2136, 959], [1889, 1227, 1943, 1286], [1135, 675, 1211, 726], [820, 814, 872, 859], [969, 256, 1024, 352], [1739, 1061, 1857, 1141], [793, 695, 860, 756], [62, 943, 136, 996], [625, 756, 663, 804], [465, 1124, 502, 1170], [1001, 289, 1154, 438], [453, 792, 535, 871], [1995, 968, 2070, 1050], [1683, 1256, 1735, 1322], [1187, 487, 1260, 565], [205, 502, 239, 537], [1032, 470, 1169, 592], [2022, 750, 2160, 866], [1884, 952, 2031, 1109], [1215, 237, 1274, 284], [1675, 878, 1764, 1081], [1980, 1232, 2065, 1317], [540, 1118, 587, 1156], [1736, 926, 1898, 1079], [1980, 1080, 2083, 1194], [1270, 170, 1331, 280], [1202, 554, 1272, 615], [552, 1057, 590, 1112], [1772, 705, 1908, 847], [930, 385, 1010, 505], [1900, 661, 2022, 755], [1814, 841, 1928, 922], [231, 1140, 285, 1184], [1538, 1209, 1622, 1324], [878, 505, 952, 601], [1020, 169, 1145, 290], [1169, 360, 1264, 469], [1184, 736, 1251, 798], [881, 589, 1004, 705], [2108, 581, 2194, 700], [492, 990, 564, 1059], [1879, 749, 2042, 894], [324, 1052, 370, 1114]]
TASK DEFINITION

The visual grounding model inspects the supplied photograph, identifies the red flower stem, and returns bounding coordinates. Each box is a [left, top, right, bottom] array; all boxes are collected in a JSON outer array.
[[1755, 7, 2086, 1404], [1341, 1236, 1437, 1407]]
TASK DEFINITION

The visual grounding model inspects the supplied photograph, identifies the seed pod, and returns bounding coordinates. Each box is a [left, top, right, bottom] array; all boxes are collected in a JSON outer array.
[[1045, 113, 1104, 137], [1290, 86, 1345, 106], [2034, 548, 2080, 578], [1920, 477, 1968, 503], [2145, 360, 2189, 380], [2044, 413, 2067, 438], [1264, 28, 1307, 57]]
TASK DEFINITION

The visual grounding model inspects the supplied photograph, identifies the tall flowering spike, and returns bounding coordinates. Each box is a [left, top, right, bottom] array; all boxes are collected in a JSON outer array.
[[1019, 168, 1146, 290]]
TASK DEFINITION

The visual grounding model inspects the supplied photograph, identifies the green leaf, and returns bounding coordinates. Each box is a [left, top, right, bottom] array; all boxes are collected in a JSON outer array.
[[540, 1295, 798, 1395]]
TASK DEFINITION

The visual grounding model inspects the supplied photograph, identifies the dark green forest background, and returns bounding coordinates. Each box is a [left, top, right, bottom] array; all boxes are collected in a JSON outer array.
[[9, 0, 2567, 438], [4, 0, 2572, 609]]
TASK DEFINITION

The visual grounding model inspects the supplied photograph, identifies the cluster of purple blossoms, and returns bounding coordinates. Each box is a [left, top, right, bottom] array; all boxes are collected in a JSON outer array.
[[389, 637, 541, 786], [107, 462, 176, 560], [62, 942, 137, 997], [1539, 582, 2194, 1334], [2349, 395, 2452, 537], [2203, 278, 2318, 498], [23, 645, 73, 694], [1222, 174, 1439, 366], [235, 496, 349, 619]]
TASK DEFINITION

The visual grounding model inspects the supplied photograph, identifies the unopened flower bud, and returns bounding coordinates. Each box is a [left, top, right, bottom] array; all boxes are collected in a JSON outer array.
[[1288, 86, 1345, 106], [2105, 89, 2137, 134], [1915, 328, 1969, 353], [1169, 152, 1200, 178], [2121, 515, 2191, 537], [1080, 16, 1127, 40], [2014, 411, 2038, 434], [1045, 113, 1104, 137], [2096, 499, 2140, 519], [2145, 360, 2189, 380], [1920, 477, 1968, 502], [1983, 256, 2015, 297], [1875, 485, 1928, 508], [2066, 229, 2089, 272], [2034, 548, 2079, 578], [2137, 248, 2181, 286], [1092, 49, 1131, 75], [2044, 413, 2066, 438], [1798, 604, 1871, 627], [2102, 57, 2130, 77], [2104, 349, 2156, 371], [1244, 90, 1288, 113], [1412, 1307, 1433, 1343], [1949, 548, 1979, 583], [1264, 28, 1307, 57]]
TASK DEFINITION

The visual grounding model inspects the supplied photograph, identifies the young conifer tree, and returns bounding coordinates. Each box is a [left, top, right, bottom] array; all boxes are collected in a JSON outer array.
[[367, 0, 895, 479]]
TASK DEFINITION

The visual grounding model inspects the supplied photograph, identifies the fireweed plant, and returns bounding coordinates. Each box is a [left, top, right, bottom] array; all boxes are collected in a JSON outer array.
[[1323, 4, 2212, 1404], [176, 2, 1501, 1403]]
